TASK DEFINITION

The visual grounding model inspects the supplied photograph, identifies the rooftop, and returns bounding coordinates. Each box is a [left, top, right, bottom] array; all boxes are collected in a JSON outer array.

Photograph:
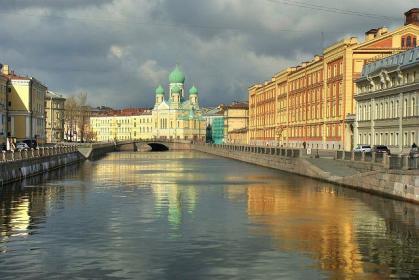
[[360, 46, 419, 78]]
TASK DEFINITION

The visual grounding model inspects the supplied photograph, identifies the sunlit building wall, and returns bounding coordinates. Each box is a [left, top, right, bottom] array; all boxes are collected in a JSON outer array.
[[249, 10, 419, 150], [2, 65, 47, 143]]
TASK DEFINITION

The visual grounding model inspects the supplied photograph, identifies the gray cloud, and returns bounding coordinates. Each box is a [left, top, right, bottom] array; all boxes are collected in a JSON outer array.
[[0, 0, 415, 108]]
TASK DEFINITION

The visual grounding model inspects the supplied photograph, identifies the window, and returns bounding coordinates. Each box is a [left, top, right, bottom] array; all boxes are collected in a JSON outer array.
[[406, 36, 412, 47]]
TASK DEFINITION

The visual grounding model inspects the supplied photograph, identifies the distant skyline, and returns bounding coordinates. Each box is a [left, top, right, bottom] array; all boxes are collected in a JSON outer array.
[[0, 0, 417, 108]]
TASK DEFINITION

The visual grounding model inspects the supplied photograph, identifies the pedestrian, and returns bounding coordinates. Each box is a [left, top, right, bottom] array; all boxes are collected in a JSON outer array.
[[412, 142, 417, 148], [303, 141, 306, 149]]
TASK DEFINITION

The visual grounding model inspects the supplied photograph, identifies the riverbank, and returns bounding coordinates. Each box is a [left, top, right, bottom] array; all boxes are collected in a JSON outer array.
[[0, 150, 83, 185], [193, 144, 419, 204]]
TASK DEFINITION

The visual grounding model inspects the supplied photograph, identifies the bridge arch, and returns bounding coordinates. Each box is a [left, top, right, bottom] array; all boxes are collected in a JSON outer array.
[[147, 142, 169, 151]]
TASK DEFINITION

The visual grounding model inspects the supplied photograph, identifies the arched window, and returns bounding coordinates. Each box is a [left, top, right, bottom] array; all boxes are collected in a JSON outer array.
[[406, 36, 412, 47], [404, 99, 408, 117], [412, 97, 416, 116]]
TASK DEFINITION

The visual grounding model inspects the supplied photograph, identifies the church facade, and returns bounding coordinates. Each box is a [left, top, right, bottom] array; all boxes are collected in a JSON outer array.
[[152, 65, 206, 141]]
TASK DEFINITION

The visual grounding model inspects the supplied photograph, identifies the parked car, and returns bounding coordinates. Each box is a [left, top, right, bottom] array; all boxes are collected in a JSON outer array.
[[353, 144, 372, 153], [22, 139, 38, 149], [409, 147, 419, 158], [16, 142, 29, 151], [372, 145, 391, 155]]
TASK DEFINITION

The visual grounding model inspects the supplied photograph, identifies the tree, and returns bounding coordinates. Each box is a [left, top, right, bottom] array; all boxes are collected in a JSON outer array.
[[64, 96, 78, 141], [64, 92, 91, 142], [76, 92, 89, 143]]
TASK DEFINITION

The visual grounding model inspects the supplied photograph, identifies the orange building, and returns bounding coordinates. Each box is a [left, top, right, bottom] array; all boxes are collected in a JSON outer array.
[[249, 9, 419, 150]]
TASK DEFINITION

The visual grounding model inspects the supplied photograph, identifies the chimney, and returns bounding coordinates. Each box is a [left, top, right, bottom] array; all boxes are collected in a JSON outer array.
[[404, 8, 419, 26], [378, 27, 388, 36], [365, 28, 379, 41], [1, 64, 9, 75]]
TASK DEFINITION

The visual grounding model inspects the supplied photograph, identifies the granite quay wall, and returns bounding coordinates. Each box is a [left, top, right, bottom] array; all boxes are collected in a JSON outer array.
[[77, 142, 124, 159], [193, 144, 419, 204], [0, 146, 82, 185]]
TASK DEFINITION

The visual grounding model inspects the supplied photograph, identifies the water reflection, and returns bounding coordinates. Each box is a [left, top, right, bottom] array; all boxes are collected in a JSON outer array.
[[0, 151, 417, 279], [244, 179, 419, 279], [0, 164, 80, 250]]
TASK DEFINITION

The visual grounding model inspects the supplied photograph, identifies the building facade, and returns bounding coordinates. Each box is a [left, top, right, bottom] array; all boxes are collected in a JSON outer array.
[[90, 109, 152, 142], [152, 66, 206, 141], [223, 102, 249, 143], [45, 91, 66, 143], [0, 72, 7, 145], [3, 65, 47, 143], [249, 9, 419, 150], [355, 47, 419, 153], [203, 106, 225, 144]]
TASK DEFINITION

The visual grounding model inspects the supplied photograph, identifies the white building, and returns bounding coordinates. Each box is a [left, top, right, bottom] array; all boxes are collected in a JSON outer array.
[[355, 46, 419, 153]]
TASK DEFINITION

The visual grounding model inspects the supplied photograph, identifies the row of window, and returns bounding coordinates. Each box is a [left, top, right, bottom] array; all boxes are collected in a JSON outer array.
[[288, 124, 342, 138], [358, 131, 417, 146], [358, 95, 418, 121]]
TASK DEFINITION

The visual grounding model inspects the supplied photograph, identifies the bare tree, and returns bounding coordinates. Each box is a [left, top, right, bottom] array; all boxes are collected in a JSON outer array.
[[64, 96, 78, 141], [76, 92, 89, 143], [64, 92, 91, 142]]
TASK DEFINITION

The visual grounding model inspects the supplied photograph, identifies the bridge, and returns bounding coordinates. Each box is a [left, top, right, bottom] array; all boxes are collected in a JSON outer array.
[[77, 140, 193, 159]]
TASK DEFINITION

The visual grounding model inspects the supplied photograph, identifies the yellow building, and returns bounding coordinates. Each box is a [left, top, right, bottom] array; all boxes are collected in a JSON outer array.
[[90, 110, 153, 142], [132, 112, 153, 140], [45, 91, 66, 143], [0, 72, 7, 145], [2, 65, 47, 143], [152, 66, 206, 141], [249, 9, 419, 150], [223, 101, 249, 143]]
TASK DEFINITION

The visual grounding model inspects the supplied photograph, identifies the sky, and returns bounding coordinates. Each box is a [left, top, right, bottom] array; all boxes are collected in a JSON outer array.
[[0, 0, 416, 108]]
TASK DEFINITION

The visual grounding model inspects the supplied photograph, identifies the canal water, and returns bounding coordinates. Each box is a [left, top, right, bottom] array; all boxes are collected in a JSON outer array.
[[0, 151, 418, 279]]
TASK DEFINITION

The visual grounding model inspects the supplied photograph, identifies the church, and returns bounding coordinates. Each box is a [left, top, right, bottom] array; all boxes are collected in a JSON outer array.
[[152, 65, 206, 141]]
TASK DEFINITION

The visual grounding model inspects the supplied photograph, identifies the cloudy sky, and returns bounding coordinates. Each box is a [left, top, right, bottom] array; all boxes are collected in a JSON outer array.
[[0, 0, 416, 108]]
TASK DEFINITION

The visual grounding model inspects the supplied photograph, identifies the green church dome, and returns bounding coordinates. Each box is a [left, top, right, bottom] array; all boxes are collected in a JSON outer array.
[[189, 85, 198, 95], [155, 85, 164, 95], [171, 85, 181, 94], [169, 65, 185, 84]]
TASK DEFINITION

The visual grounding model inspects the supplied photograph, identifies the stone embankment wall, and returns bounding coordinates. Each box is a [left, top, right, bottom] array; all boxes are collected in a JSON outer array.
[[194, 144, 419, 204], [0, 146, 83, 185]]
